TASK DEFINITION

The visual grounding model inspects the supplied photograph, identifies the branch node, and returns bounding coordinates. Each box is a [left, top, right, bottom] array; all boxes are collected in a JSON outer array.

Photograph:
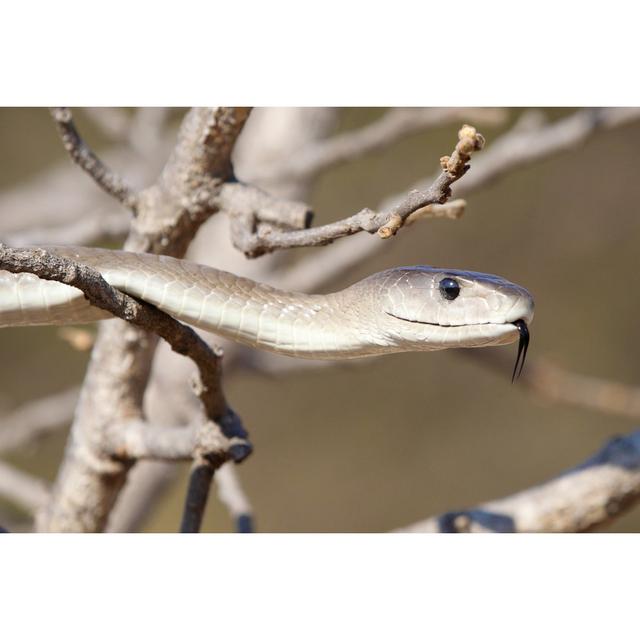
[[377, 214, 403, 238]]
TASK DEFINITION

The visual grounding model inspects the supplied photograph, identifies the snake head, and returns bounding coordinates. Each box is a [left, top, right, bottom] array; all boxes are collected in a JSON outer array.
[[368, 266, 534, 368]]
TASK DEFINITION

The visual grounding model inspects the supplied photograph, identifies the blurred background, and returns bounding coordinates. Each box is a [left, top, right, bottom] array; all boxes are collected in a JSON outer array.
[[1, 107, 639, 532]]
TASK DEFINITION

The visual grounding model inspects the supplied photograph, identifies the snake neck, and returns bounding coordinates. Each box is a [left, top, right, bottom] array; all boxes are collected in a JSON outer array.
[[118, 263, 384, 359], [43, 247, 388, 360]]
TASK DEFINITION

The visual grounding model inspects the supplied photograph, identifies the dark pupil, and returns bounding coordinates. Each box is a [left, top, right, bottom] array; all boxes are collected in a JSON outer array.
[[439, 277, 460, 301]]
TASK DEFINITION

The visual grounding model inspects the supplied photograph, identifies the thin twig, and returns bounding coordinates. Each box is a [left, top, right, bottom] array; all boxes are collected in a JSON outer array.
[[50, 107, 139, 212], [231, 124, 485, 257], [259, 108, 640, 297], [0, 387, 79, 454]]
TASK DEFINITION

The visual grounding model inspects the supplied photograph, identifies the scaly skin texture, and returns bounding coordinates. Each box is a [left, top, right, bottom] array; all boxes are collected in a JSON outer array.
[[0, 246, 534, 359]]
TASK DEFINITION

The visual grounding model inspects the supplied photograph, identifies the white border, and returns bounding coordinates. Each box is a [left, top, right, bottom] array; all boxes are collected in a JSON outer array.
[[1, 2, 638, 636], [1, 533, 637, 639], [1, 0, 639, 105]]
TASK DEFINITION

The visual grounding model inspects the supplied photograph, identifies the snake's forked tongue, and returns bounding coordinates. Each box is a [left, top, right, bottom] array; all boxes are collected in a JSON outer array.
[[511, 320, 530, 383]]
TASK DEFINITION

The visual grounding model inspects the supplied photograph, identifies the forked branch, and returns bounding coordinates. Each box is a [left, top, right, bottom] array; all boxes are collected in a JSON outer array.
[[38, 107, 251, 534], [231, 125, 485, 257], [0, 244, 251, 489]]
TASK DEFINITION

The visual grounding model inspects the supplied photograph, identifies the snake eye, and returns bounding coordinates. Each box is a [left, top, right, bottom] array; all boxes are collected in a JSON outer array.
[[439, 277, 460, 301]]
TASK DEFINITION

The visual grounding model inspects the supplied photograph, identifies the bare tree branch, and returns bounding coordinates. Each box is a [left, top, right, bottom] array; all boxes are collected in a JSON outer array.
[[215, 461, 254, 533], [464, 349, 640, 421], [449, 107, 640, 196], [2, 209, 130, 248], [106, 461, 175, 532], [0, 243, 250, 456], [50, 107, 139, 212], [231, 124, 485, 257], [527, 362, 640, 421], [261, 107, 640, 298], [103, 420, 197, 460], [109, 108, 341, 532], [218, 182, 313, 231], [36, 107, 251, 532], [0, 387, 79, 453], [396, 430, 640, 533], [0, 109, 176, 249]]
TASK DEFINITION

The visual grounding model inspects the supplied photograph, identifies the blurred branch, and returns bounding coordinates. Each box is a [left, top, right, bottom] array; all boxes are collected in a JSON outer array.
[[232, 124, 485, 257], [50, 107, 139, 212], [215, 462, 254, 532], [104, 420, 197, 460], [128, 107, 172, 157], [0, 387, 79, 454], [450, 107, 640, 196], [253, 107, 506, 183], [234, 107, 340, 200], [464, 349, 640, 421], [528, 362, 640, 420], [106, 461, 175, 532], [2, 209, 130, 248], [0, 460, 50, 514], [83, 107, 132, 141], [396, 430, 640, 533], [83, 107, 172, 159]]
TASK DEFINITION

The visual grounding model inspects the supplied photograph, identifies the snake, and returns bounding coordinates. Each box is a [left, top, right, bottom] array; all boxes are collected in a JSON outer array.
[[0, 246, 534, 378]]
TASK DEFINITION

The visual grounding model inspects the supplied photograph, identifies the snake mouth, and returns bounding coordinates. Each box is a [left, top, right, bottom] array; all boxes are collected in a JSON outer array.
[[385, 312, 531, 382], [385, 311, 518, 330], [385, 311, 499, 328], [511, 319, 529, 383]]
